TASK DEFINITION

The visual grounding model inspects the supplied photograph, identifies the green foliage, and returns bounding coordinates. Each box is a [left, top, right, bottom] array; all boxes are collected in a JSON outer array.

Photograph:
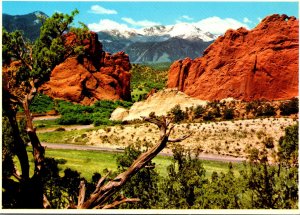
[[18, 118, 30, 145], [193, 105, 205, 118], [256, 103, 276, 117], [246, 101, 276, 117], [245, 100, 261, 114], [278, 123, 298, 166], [56, 100, 132, 126], [2, 116, 16, 179], [159, 145, 208, 208], [169, 104, 186, 123], [116, 146, 160, 209], [31, 9, 87, 85], [197, 165, 242, 209], [279, 98, 299, 116], [29, 93, 54, 113], [240, 161, 298, 208], [239, 126, 299, 209], [2, 29, 32, 81], [41, 158, 84, 208], [130, 64, 168, 102], [3, 10, 88, 90], [142, 62, 172, 71]]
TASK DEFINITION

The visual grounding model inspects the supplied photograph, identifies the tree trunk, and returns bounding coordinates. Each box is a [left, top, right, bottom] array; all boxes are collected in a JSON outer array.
[[19, 98, 46, 208], [4, 108, 30, 180]]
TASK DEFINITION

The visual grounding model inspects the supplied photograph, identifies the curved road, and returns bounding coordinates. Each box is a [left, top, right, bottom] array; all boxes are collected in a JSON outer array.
[[41, 142, 246, 163]]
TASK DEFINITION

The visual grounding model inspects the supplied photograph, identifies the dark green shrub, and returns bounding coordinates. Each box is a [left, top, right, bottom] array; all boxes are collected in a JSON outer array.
[[30, 93, 54, 113], [278, 123, 298, 165], [263, 137, 274, 149], [54, 127, 66, 132], [256, 103, 276, 117], [223, 108, 234, 120], [116, 146, 160, 209], [170, 104, 185, 123], [56, 100, 132, 125], [203, 111, 214, 121], [279, 98, 298, 116], [194, 105, 205, 118], [246, 100, 261, 114]]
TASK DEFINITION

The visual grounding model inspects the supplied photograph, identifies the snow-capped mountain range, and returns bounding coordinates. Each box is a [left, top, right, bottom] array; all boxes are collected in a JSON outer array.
[[97, 23, 217, 63], [99, 22, 217, 42], [2, 11, 217, 63]]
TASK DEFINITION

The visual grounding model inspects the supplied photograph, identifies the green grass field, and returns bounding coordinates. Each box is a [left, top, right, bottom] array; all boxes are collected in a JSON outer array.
[[18, 147, 243, 182], [34, 119, 59, 129], [37, 129, 90, 144]]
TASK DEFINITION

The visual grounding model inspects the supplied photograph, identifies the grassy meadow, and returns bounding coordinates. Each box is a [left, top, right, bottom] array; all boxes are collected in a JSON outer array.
[[17, 146, 243, 181]]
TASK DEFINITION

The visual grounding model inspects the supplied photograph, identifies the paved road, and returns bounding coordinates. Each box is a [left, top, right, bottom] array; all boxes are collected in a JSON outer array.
[[41, 142, 246, 163]]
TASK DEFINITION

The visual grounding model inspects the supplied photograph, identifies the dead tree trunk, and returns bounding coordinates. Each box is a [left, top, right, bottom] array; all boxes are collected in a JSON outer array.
[[22, 97, 45, 177], [3, 79, 46, 208], [78, 114, 190, 209]]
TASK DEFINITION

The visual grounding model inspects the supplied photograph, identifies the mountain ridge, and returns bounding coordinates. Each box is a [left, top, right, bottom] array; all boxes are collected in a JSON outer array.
[[3, 11, 216, 63], [97, 22, 216, 63], [3, 11, 48, 41]]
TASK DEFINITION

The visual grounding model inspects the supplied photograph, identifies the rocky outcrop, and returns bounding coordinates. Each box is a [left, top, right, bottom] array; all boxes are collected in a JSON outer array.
[[40, 32, 131, 105], [110, 89, 207, 121], [168, 14, 299, 101]]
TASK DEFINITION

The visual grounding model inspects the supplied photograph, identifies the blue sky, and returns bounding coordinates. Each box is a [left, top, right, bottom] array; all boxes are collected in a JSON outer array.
[[2, 1, 299, 34]]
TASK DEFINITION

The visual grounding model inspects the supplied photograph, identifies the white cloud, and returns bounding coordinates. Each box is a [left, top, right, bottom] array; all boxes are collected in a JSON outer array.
[[181, 15, 193, 21], [89, 5, 117, 15], [195, 16, 250, 35], [243, 17, 252, 23], [88, 19, 129, 32], [121, 17, 160, 27], [258, 17, 262, 22]]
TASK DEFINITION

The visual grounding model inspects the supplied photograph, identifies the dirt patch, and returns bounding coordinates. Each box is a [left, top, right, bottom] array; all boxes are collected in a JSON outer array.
[[86, 117, 296, 160], [33, 115, 61, 121], [37, 124, 94, 133]]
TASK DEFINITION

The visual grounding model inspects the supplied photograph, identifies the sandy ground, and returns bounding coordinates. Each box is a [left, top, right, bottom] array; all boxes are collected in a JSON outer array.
[[37, 124, 94, 133], [33, 115, 61, 121], [85, 117, 296, 159]]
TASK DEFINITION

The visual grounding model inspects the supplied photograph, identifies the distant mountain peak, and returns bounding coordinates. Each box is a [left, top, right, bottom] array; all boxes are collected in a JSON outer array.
[[3, 11, 48, 41], [96, 22, 216, 63], [33, 11, 47, 16], [98, 22, 217, 42]]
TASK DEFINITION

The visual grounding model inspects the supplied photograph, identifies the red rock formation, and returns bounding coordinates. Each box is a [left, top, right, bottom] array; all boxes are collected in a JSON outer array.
[[40, 32, 131, 105], [168, 14, 299, 101]]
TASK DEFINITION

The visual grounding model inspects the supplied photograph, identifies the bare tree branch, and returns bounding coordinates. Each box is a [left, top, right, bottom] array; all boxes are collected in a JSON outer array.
[[169, 133, 192, 143], [78, 180, 86, 208], [43, 195, 51, 209], [79, 113, 190, 209], [12, 172, 22, 181], [92, 171, 111, 194]]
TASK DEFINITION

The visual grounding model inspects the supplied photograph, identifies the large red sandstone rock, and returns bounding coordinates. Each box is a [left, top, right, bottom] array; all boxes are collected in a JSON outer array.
[[168, 14, 299, 101], [40, 32, 131, 105]]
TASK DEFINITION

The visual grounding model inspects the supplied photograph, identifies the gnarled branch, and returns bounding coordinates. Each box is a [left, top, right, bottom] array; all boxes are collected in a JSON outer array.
[[169, 133, 192, 142], [78, 180, 86, 208], [79, 113, 189, 209]]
